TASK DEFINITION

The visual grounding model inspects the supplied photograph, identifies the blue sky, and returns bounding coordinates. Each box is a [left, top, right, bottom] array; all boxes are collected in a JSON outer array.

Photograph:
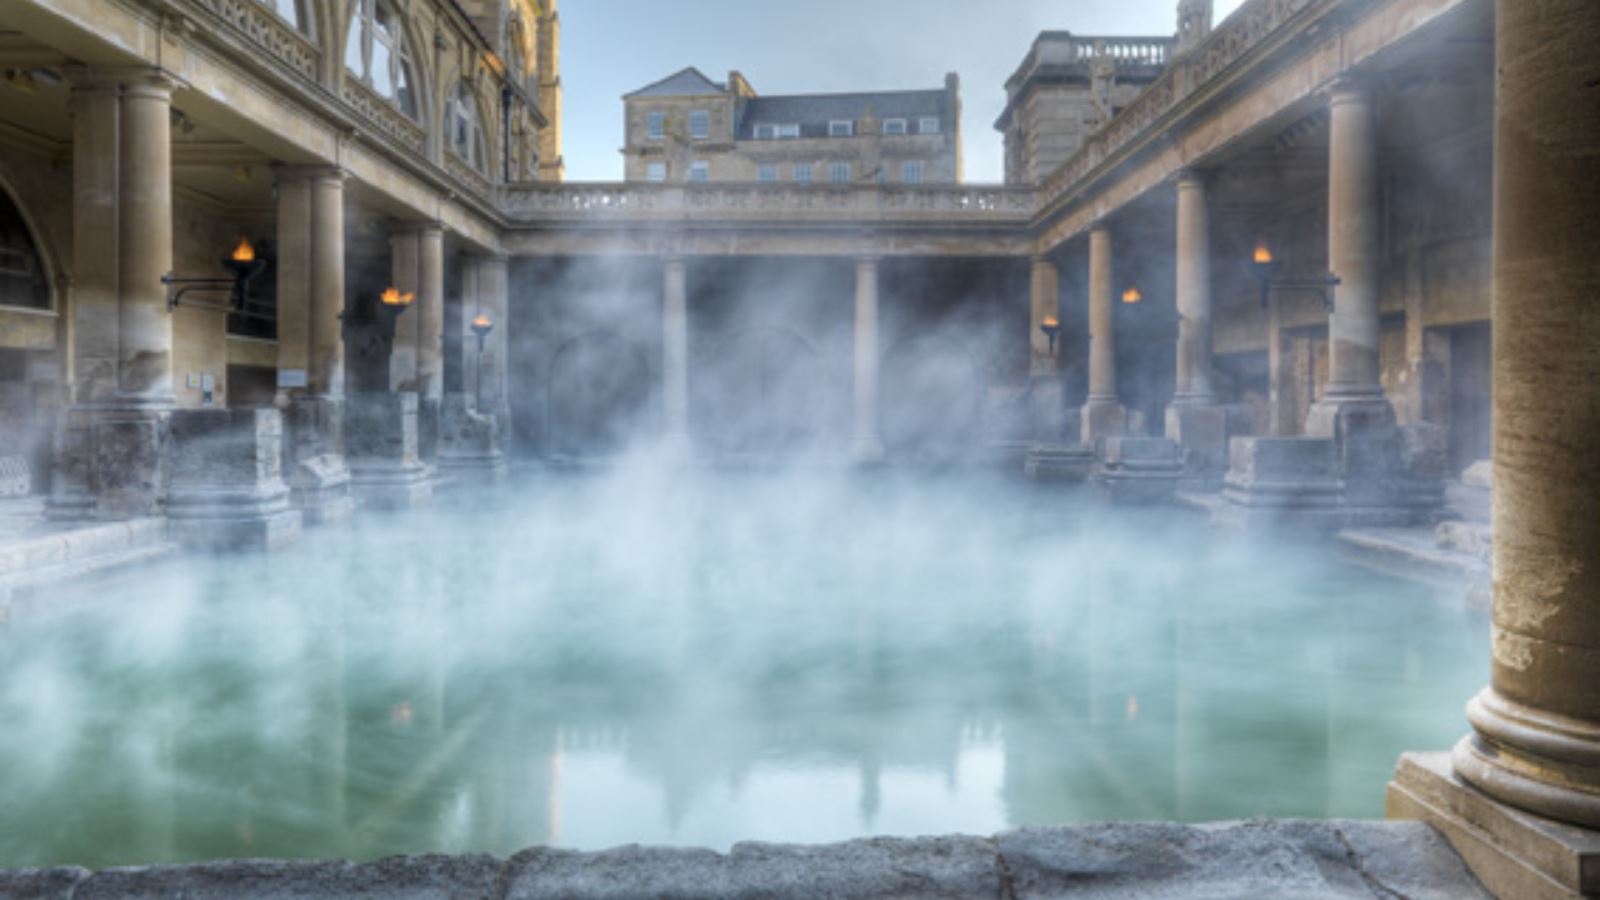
[[557, 1, 1249, 183]]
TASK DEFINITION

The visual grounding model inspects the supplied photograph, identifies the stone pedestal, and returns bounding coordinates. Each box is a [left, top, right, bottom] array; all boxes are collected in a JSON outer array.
[[167, 409, 302, 552], [1388, 753, 1599, 900], [89, 405, 170, 520], [1094, 437, 1184, 504], [436, 394, 507, 482], [1214, 437, 1344, 533], [1028, 375, 1068, 444], [1165, 401, 1227, 488], [1025, 444, 1094, 484], [345, 392, 432, 511], [284, 394, 353, 526], [1080, 398, 1126, 448]]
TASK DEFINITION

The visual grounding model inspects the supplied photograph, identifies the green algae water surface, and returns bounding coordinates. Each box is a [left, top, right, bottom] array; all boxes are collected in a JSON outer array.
[[0, 467, 1488, 868]]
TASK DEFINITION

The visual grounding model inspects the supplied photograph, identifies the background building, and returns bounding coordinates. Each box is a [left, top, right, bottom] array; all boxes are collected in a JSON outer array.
[[621, 69, 963, 184]]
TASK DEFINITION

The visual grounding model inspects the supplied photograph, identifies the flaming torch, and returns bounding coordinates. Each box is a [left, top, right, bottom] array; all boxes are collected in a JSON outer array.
[[1039, 315, 1061, 357]]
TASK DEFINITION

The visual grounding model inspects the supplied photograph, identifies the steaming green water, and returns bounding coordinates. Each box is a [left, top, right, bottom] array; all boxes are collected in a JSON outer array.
[[0, 469, 1488, 868]]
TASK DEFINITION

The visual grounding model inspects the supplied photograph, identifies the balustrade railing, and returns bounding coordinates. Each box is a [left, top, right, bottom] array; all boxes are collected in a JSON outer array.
[[502, 183, 1039, 225]]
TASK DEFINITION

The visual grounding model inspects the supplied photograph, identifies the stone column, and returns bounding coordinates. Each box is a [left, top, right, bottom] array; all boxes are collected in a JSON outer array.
[[1387, 6, 1600, 897], [1165, 171, 1226, 479], [389, 227, 420, 391], [1305, 80, 1393, 438], [414, 224, 445, 461], [661, 255, 692, 454], [279, 167, 352, 524], [851, 256, 886, 463], [60, 69, 177, 520], [476, 254, 512, 431], [1080, 225, 1125, 445], [1028, 256, 1068, 444], [437, 253, 507, 480], [1452, 0, 1600, 830]]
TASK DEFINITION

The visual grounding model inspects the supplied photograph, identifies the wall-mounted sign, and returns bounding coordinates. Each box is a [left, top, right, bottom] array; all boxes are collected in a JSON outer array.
[[277, 368, 309, 389]]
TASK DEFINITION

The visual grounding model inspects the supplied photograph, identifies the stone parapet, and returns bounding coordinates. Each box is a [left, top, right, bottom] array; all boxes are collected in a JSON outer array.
[[1024, 443, 1094, 484], [167, 409, 302, 552], [345, 392, 432, 511], [1094, 436, 1184, 504], [0, 819, 1490, 899]]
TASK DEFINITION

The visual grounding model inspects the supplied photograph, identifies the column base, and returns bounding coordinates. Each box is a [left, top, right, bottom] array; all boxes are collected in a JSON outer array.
[[1094, 437, 1184, 504], [850, 434, 886, 465], [167, 409, 303, 552], [436, 396, 508, 484], [1214, 437, 1346, 534], [1165, 400, 1227, 488], [1080, 397, 1125, 448], [1028, 375, 1069, 443], [346, 392, 432, 512], [285, 394, 353, 526], [1024, 443, 1094, 484], [56, 403, 172, 521], [1387, 752, 1600, 900], [1304, 390, 1395, 441], [1455, 690, 1600, 830]]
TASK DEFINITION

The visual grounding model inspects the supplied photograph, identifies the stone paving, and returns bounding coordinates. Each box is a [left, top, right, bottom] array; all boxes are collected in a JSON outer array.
[[0, 820, 1491, 899]]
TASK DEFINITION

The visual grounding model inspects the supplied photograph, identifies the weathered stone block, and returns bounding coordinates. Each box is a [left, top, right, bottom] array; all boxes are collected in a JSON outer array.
[[167, 409, 301, 552], [1027, 375, 1068, 443], [346, 392, 433, 511], [67, 853, 501, 900], [1165, 402, 1227, 485], [1080, 398, 1125, 447], [0, 455, 29, 498], [89, 408, 168, 520], [285, 394, 353, 526], [435, 394, 506, 482], [1024, 443, 1093, 483], [1215, 437, 1344, 532], [1094, 436, 1183, 504]]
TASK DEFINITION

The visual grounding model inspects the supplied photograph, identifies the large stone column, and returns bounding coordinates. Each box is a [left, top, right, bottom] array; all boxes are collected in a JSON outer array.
[[437, 253, 507, 480], [851, 256, 886, 463], [277, 167, 352, 524], [1165, 171, 1226, 479], [389, 227, 420, 391], [1305, 80, 1393, 438], [1028, 256, 1068, 444], [1388, 5, 1600, 898], [415, 224, 445, 461], [57, 69, 177, 520], [1080, 226, 1125, 446], [476, 254, 512, 431], [661, 255, 691, 454]]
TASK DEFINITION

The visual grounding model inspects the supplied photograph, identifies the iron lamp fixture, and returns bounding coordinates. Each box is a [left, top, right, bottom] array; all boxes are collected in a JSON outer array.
[[1039, 316, 1061, 356], [163, 237, 271, 318], [470, 312, 495, 354], [1250, 241, 1339, 312]]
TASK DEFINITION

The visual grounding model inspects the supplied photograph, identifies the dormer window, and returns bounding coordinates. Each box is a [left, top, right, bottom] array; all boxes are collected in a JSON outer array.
[[755, 124, 777, 140], [883, 118, 908, 135], [919, 116, 941, 135], [828, 120, 854, 137]]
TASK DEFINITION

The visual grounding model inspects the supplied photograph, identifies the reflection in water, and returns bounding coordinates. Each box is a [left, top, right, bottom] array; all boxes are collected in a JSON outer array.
[[0, 467, 1488, 868]]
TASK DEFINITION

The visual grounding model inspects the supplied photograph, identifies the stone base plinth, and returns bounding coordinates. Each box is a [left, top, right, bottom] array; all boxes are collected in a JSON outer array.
[[1094, 437, 1184, 504], [346, 392, 432, 512], [167, 409, 302, 552], [1388, 752, 1600, 900], [1166, 401, 1228, 488], [50, 404, 172, 521], [436, 395, 507, 483], [285, 394, 354, 525], [1215, 437, 1346, 533], [1025, 443, 1094, 484], [1080, 397, 1125, 448], [1028, 375, 1069, 444], [1305, 391, 1396, 442]]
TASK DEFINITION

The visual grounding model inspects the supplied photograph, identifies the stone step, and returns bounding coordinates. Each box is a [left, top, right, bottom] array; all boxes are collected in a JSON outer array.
[[0, 518, 174, 601]]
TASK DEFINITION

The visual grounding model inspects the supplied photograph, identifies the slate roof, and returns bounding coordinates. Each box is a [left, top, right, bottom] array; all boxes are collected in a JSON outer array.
[[625, 67, 725, 98], [738, 90, 950, 139]]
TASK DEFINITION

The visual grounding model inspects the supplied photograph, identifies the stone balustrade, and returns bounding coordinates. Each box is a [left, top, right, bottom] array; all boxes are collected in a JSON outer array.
[[501, 182, 1039, 227]]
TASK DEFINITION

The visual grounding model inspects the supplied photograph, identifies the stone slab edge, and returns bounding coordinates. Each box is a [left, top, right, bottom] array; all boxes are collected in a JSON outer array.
[[0, 819, 1492, 900]]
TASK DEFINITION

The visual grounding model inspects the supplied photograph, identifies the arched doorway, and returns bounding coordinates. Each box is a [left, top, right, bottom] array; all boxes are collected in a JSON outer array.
[[546, 332, 651, 458], [881, 335, 983, 459], [0, 179, 58, 495], [695, 327, 825, 455]]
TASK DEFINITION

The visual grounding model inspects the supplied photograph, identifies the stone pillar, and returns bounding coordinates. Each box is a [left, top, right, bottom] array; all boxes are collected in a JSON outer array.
[[851, 256, 886, 463], [389, 227, 420, 391], [437, 253, 507, 481], [1028, 256, 1068, 445], [1453, 0, 1600, 829], [1080, 226, 1125, 446], [1388, 6, 1600, 897], [415, 224, 445, 461], [661, 255, 692, 454], [278, 167, 352, 524], [53, 69, 177, 520], [1165, 171, 1226, 480], [477, 254, 512, 432], [167, 409, 302, 551], [1305, 80, 1394, 438]]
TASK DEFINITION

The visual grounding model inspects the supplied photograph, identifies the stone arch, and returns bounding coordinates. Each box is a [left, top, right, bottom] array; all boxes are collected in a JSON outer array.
[[694, 327, 826, 455], [0, 167, 62, 314], [546, 330, 652, 458], [880, 334, 984, 458], [337, 0, 431, 126]]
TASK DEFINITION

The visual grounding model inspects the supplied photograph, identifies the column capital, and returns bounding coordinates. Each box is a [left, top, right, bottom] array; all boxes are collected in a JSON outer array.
[[1030, 254, 1057, 270], [854, 254, 881, 267], [1323, 75, 1372, 106], [63, 65, 182, 93], [1174, 167, 1211, 189], [393, 220, 446, 238], [273, 163, 347, 186]]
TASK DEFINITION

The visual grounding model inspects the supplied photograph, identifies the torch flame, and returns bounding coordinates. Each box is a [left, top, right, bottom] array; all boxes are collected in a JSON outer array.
[[1122, 287, 1143, 304], [472, 313, 493, 330], [1254, 242, 1274, 265], [231, 237, 256, 262], [1042, 316, 1059, 329], [381, 287, 415, 306]]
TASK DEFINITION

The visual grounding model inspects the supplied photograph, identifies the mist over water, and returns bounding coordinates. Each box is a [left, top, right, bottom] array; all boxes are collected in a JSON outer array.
[[0, 465, 1487, 868]]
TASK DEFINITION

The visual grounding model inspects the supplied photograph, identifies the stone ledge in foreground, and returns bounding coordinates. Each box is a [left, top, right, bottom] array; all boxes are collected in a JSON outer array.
[[0, 819, 1491, 899]]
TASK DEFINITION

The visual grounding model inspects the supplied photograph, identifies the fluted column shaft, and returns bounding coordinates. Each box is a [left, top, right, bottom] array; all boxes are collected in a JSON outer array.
[[1451, 0, 1600, 829]]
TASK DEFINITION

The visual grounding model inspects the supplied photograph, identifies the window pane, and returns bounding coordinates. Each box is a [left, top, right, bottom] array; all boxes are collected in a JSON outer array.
[[902, 161, 923, 184], [646, 163, 667, 182], [373, 2, 397, 42], [370, 40, 393, 95], [757, 165, 777, 182], [794, 164, 812, 183], [344, 14, 365, 75], [647, 111, 665, 140], [920, 117, 940, 134], [689, 110, 710, 140], [688, 162, 709, 182], [884, 119, 907, 135], [829, 163, 850, 183]]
